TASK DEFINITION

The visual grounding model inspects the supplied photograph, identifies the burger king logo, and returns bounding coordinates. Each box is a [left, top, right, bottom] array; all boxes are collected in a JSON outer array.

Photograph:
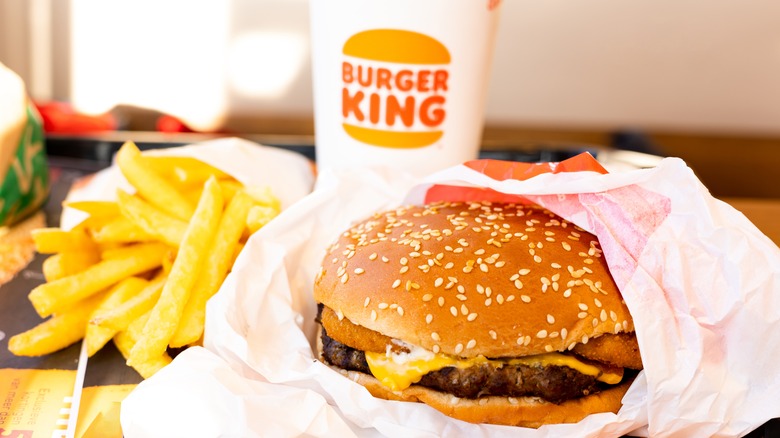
[[341, 29, 450, 149]]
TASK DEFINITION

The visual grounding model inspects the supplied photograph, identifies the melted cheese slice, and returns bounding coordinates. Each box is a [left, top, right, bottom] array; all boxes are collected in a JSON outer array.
[[366, 348, 623, 392]]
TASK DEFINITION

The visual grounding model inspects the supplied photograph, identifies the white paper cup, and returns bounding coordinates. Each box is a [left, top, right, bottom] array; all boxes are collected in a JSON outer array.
[[309, 0, 501, 177]]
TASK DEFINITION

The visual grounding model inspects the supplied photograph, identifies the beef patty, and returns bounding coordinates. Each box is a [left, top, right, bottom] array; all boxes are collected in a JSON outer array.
[[320, 328, 605, 404]]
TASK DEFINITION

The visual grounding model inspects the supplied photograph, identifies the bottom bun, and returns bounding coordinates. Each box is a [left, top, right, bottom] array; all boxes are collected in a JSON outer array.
[[334, 367, 633, 429]]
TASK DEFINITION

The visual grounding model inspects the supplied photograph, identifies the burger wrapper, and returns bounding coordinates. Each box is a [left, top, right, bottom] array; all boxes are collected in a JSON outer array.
[[120, 153, 780, 437]]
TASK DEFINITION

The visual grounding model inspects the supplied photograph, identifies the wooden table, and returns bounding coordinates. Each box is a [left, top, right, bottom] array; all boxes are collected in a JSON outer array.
[[723, 198, 780, 247]]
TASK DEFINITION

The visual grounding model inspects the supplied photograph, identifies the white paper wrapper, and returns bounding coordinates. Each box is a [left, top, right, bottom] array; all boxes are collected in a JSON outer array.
[[120, 153, 780, 438]]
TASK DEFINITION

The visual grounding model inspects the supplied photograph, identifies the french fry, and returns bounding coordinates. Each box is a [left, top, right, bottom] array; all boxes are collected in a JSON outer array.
[[84, 276, 149, 356], [8, 291, 108, 356], [31, 227, 97, 254], [116, 190, 188, 247], [114, 311, 172, 379], [115, 141, 195, 221], [246, 205, 279, 235], [170, 190, 254, 347], [64, 200, 121, 219], [143, 155, 231, 187], [91, 216, 156, 244], [90, 273, 167, 332], [244, 185, 281, 211], [28, 242, 168, 317], [42, 250, 100, 282], [128, 177, 223, 365]]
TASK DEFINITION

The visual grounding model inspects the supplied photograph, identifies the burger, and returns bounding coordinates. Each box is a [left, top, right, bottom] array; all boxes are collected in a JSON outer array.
[[313, 201, 642, 428]]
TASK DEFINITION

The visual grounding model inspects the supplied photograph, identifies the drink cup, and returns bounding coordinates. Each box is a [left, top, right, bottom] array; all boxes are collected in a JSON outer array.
[[309, 0, 502, 177]]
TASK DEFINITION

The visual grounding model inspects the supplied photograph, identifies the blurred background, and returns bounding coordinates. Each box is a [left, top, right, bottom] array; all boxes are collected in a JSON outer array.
[[2, 0, 779, 197]]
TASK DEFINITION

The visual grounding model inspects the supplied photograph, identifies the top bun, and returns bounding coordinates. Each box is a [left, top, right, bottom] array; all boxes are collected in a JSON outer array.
[[314, 201, 634, 358]]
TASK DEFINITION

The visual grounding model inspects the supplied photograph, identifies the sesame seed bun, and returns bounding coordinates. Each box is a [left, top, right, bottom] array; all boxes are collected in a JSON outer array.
[[314, 201, 635, 359]]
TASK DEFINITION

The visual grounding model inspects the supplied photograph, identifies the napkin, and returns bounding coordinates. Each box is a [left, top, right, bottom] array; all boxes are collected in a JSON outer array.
[[120, 153, 780, 437]]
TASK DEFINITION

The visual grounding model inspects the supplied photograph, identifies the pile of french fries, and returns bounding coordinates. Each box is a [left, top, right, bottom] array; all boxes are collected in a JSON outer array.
[[8, 141, 281, 378]]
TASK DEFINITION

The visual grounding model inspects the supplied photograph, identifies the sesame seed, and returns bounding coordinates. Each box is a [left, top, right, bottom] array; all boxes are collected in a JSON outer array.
[[474, 248, 485, 255], [536, 330, 548, 339], [337, 309, 344, 320], [561, 328, 568, 339], [562, 242, 572, 251], [614, 323, 622, 333], [495, 261, 506, 268], [594, 298, 602, 308], [496, 294, 505, 304], [578, 303, 588, 311], [369, 253, 377, 260], [438, 297, 445, 306], [397, 307, 404, 316], [364, 297, 370, 307], [545, 345, 554, 352], [467, 313, 478, 321], [581, 335, 589, 344], [521, 295, 531, 303], [479, 263, 488, 273], [551, 263, 561, 269], [489, 330, 497, 340], [578, 312, 588, 319], [508, 397, 518, 405], [514, 279, 523, 290], [422, 294, 433, 302], [392, 279, 401, 289], [600, 309, 608, 321], [354, 268, 364, 275], [426, 314, 433, 324], [563, 289, 572, 298], [533, 255, 542, 263], [450, 306, 458, 317], [400, 257, 408, 265], [467, 339, 477, 349], [592, 318, 599, 327], [371, 310, 377, 321], [455, 343, 464, 354], [547, 314, 555, 324], [399, 266, 409, 274], [382, 256, 389, 263], [457, 285, 465, 293], [506, 295, 515, 302], [434, 277, 444, 287], [484, 298, 492, 306], [456, 294, 467, 301], [445, 262, 454, 269], [453, 247, 464, 254], [460, 304, 468, 315], [341, 274, 349, 284], [378, 302, 389, 310]]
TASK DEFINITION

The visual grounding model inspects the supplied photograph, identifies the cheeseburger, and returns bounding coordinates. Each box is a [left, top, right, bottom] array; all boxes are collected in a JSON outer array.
[[314, 201, 642, 428]]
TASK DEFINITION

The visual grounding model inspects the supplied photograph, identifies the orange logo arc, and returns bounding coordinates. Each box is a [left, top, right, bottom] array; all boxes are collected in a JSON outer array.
[[343, 29, 451, 64]]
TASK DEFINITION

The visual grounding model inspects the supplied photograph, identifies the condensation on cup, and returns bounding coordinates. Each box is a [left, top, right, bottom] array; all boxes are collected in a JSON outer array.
[[309, 0, 502, 177]]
